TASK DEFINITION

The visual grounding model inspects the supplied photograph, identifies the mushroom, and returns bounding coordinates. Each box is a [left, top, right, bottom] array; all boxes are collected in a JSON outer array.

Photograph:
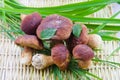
[[87, 34, 103, 49], [32, 44, 70, 70], [66, 24, 89, 52], [51, 44, 70, 70], [36, 14, 73, 40], [15, 35, 43, 65], [72, 44, 94, 69], [15, 35, 43, 50], [20, 47, 33, 65], [21, 12, 42, 35]]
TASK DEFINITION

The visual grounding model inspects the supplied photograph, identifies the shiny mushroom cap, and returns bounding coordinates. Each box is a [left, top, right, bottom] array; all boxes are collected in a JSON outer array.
[[21, 12, 42, 35], [72, 44, 94, 61], [51, 44, 70, 70], [37, 14, 73, 40]]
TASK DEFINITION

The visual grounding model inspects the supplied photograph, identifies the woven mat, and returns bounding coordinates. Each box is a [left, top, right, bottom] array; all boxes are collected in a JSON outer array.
[[0, 0, 120, 80]]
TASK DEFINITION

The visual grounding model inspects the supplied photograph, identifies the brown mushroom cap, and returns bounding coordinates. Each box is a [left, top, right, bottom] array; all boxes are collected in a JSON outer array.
[[66, 24, 89, 52], [51, 44, 70, 70], [15, 35, 43, 50], [72, 44, 94, 61], [36, 14, 73, 40], [21, 12, 42, 35]]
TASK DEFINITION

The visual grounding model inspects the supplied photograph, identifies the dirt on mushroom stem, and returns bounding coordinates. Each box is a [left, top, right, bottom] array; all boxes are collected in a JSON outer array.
[[32, 54, 54, 69]]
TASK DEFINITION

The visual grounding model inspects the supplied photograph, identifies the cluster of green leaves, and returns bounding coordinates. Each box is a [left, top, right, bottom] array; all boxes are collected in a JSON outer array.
[[0, 0, 120, 80]]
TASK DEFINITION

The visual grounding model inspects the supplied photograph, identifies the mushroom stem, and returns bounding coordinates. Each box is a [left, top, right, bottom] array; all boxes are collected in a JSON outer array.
[[45, 55, 54, 66], [20, 14, 27, 21], [32, 54, 54, 69], [20, 47, 33, 65], [78, 60, 92, 69]]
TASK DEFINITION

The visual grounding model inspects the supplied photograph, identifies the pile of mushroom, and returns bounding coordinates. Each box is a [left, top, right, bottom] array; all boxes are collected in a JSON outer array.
[[15, 12, 103, 70]]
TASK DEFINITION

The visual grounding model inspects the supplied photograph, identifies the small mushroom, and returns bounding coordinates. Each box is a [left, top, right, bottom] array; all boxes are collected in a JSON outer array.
[[32, 44, 70, 70], [36, 14, 73, 40], [88, 34, 103, 49], [15, 35, 43, 65], [15, 35, 43, 50], [72, 44, 94, 69], [66, 24, 89, 52], [20, 47, 33, 65], [32, 54, 53, 69], [51, 44, 70, 70], [21, 12, 42, 35]]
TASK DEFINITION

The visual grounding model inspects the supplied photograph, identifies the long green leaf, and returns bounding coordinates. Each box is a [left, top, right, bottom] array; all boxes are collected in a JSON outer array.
[[5, 0, 120, 12], [91, 10, 120, 33], [100, 34, 120, 41], [85, 24, 120, 31], [93, 58, 120, 66], [63, 15, 120, 24], [75, 5, 106, 16], [107, 46, 120, 60], [1, 8, 120, 24]]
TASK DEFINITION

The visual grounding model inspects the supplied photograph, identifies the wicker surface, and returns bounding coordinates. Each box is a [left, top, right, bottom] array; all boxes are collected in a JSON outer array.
[[0, 0, 120, 80]]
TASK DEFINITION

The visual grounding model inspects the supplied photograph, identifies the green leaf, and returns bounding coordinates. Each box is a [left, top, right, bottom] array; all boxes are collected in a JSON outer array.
[[107, 46, 120, 60], [52, 65, 63, 80], [72, 24, 82, 38], [93, 57, 120, 66], [85, 24, 120, 31], [63, 14, 120, 24], [91, 10, 120, 34], [40, 28, 57, 40], [5, 0, 120, 12], [99, 34, 120, 41]]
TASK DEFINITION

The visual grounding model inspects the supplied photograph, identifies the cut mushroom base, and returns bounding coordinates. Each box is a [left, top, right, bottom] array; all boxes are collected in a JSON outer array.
[[32, 54, 53, 69], [37, 14, 73, 40]]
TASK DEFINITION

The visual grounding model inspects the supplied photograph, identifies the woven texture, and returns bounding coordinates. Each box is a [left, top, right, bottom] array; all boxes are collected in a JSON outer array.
[[0, 0, 120, 80]]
